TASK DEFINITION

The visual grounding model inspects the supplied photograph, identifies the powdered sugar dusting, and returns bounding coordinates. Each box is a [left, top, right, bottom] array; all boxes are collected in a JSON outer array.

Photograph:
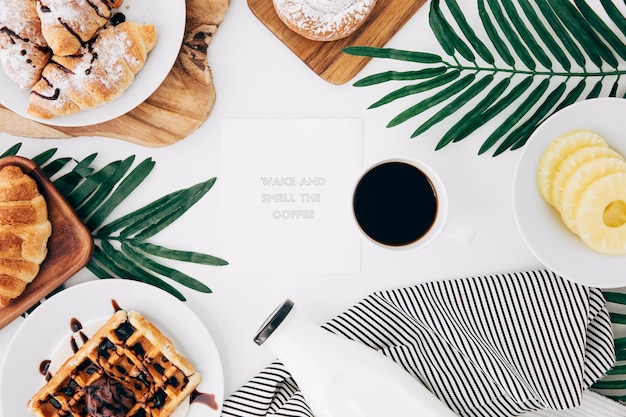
[[1, 0, 44, 43], [0, 40, 39, 88], [28, 22, 155, 118], [96, 30, 134, 85], [274, 0, 377, 41], [38, 0, 111, 39], [305, 0, 354, 13], [0, 0, 50, 88]]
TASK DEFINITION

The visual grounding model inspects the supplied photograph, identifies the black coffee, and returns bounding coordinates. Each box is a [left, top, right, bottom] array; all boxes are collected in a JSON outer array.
[[353, 161, 438, 246]]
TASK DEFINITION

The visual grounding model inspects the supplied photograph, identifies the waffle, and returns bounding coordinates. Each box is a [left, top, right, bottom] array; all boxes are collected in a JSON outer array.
[[28, 310, 201, 417]]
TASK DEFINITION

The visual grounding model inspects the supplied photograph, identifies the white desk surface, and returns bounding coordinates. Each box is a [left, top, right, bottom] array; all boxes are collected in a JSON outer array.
[[0, 0, 548, 399]]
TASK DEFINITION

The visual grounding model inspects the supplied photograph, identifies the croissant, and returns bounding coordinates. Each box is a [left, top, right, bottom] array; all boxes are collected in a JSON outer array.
[[0, 165, 52, 308], [0, 0, 51, 88], [27, 21, 157, 119], [36, 0, 125, 56]]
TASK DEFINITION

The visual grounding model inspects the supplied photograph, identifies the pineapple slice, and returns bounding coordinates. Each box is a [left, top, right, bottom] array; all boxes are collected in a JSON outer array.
[[536, 128, 626, 255], [559, 157, 626, 233], [575, 172, 626, 255], [551, 146, 624, 212], [604, 200, 626, 228], [537, 129, 608, 206]]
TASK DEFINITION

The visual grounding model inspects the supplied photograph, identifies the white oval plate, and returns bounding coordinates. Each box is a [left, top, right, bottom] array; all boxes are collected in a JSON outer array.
[[0, 0, 185, 127], [513, 97, 626, 288], [0, 279, 224, 416]]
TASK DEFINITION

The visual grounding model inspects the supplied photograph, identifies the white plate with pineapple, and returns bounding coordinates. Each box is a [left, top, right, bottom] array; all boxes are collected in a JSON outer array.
[[513, 97, 626, 288]]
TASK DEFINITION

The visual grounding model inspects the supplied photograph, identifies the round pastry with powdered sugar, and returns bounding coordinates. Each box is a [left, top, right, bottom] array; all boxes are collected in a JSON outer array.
[[273, 0, 377, 42]]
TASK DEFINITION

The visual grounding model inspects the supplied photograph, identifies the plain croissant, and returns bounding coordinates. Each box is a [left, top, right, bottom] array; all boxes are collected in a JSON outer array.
[[36, 0, 125, 56], [0, 165, 52, 308], [0, 0, 51, 88], [27, 21, 157, 119]]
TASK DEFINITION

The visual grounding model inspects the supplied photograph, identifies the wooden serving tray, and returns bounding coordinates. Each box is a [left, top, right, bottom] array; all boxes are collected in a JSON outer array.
[[248, 0, 427, 85], [0, 156, 93, 330], [0, 0, 230, 147]]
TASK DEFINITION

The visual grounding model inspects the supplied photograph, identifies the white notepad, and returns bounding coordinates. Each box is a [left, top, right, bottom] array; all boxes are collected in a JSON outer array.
[[220, 119, 362, 274]]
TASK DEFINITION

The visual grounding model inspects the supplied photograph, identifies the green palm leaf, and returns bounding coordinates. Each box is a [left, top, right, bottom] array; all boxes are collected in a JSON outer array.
[[68, 159, 123, 209], [343, 0, 626, 155], [85, 157, 155, 230], [32, 148, 58, 166], [501, 0, 552, 69], [553, 0, 615, 67], [411, 73, 495, 138], [575, 0, 626, 60], [94, 242, 186, 300], [353, 66, 447, 87], [341, 46, 443, 63], [601, 0, 626, 36], [519, 0, 571, 70], [78, 156, 135, 222], [478, 0, 515, 66], [436, 76, 511, 149], [132, 241, 228, 266], [387, 72, 474, 127], [445, 0, 494, 64], [368, 70, 460, 109], [53, 153, 97, 195], [592, 290, 626, 401], [133, 179, 215, 240], [494, 81, 567, 154], [487, 0, 536, 69], [1, 143, 21, 158], [41, 157, 73, 178], [121, 243, 213, 294], [430, 0, 474, 61], [98, 189, 186, 236], [4, 145, 227, 300], [535, 0, 587, 67]]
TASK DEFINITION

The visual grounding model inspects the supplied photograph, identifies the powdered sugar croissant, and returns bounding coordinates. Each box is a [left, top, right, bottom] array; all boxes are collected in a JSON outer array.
[[0, 165, 52, 309], [27, 21, 157, 119], [36, 0, 125, 56], [0, 0, 51, 88]]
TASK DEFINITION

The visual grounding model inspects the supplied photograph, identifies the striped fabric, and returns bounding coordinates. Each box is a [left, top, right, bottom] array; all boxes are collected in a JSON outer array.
[[221, 270, 617, 417]]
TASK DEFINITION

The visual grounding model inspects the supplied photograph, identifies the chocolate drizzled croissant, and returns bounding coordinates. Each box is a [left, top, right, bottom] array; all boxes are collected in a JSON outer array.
[[36, 0, 125, 56], [27, 21, 157, 119], [0, 0, 51, 88]]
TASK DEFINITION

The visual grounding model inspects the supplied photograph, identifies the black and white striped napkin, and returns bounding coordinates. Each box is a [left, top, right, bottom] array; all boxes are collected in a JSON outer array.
[[221, 269, 620, 417]]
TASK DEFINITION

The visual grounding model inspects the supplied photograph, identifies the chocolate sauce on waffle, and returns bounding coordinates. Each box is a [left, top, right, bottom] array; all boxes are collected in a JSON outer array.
[[39, 359, 52, 381], [69, 318, 90, 353], [32, 306, 207, 417], [191, 389, 219, 410]]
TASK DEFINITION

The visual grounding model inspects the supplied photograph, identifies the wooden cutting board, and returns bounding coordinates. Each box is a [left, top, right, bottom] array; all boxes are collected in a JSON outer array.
[[248, 0, 427, 85], [0, 0, 230, 147]]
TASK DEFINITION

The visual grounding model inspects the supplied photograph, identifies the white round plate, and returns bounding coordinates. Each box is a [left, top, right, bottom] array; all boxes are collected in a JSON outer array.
[[0, 0, 185, 127], [513, 97, 626, 288], [0, 279, 224, 416]]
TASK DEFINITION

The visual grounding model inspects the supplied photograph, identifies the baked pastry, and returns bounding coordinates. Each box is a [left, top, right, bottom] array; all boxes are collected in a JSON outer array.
[[0, 165, 52, 308], [27, 21, 157, 119], [28, 310, 202, 417], [36, 0, 125, 56], [180, 24, 216, 85], [273, 0, 377, 41], [0, 0, 52, 88]]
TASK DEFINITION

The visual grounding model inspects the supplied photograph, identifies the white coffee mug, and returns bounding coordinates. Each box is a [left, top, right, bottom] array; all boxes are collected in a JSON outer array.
[[352, 158, 474, 251]]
